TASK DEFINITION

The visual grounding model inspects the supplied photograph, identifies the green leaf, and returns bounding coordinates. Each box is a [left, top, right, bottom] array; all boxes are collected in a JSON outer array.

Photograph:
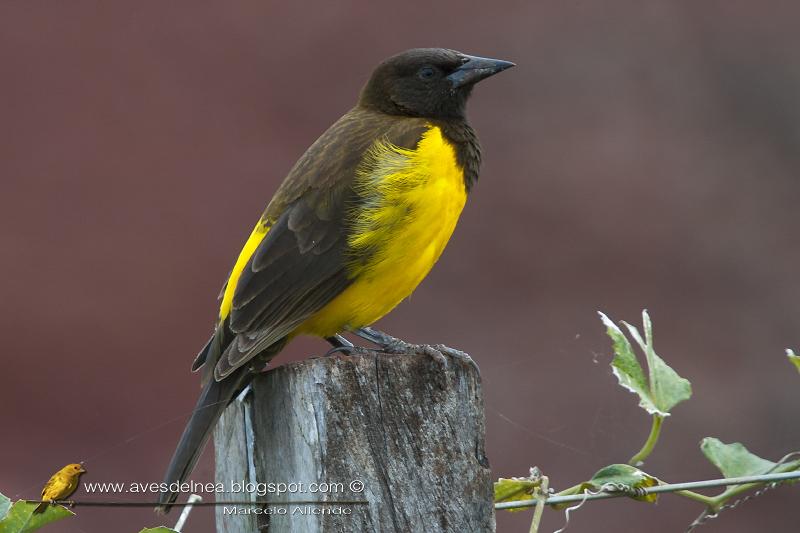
[[494, 469, 544, 513], [558, 464, 659, 506], [787, 349, 800, 374], [589, 464, 659, 502], [139, 527, 180, 532], [600, 312, 654, 413], [0, 493, 10, 522], [600, 310, 692, 416], [0, 500, 73, 533], [701, 438, 776, 485]]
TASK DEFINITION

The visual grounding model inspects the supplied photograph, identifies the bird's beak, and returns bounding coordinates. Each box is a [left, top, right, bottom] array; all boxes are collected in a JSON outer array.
[[447, 54, 515, 89], [79, 467, 87, 473]]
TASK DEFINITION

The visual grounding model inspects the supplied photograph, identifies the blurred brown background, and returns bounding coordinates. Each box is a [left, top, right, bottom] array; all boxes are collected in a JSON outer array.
[[1, 1, 798, 532]]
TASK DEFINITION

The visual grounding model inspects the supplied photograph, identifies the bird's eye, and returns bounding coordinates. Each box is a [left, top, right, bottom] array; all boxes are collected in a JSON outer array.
[[418, 66, 436, 80]]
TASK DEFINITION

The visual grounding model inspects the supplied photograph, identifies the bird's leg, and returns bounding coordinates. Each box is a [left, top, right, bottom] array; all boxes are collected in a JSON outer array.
[[325, 334, 353, 349], [352, 327, 411, 352], [324, 334, 369, 357], [354, 327, 479, 372]]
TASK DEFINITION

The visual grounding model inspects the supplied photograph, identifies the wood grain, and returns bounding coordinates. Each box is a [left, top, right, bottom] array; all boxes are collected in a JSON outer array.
[[214, 350, 492, 532]]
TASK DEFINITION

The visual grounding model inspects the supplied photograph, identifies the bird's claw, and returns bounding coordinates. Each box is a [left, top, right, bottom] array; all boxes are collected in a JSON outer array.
[[332, 328, 479, 373], [381, 341, 479, 373], [432, 344, 479, 372]]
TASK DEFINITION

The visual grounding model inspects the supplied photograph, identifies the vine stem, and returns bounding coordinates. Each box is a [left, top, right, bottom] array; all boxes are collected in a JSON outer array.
[[495, 471, 800, 510], [673, 489, 716, 507], [706, 459, 800, 512], [529, 476, 548, 533], [628, 415, 663, 466]]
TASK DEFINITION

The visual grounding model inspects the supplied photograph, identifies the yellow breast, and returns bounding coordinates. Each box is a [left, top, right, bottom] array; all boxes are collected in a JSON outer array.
[[296, 125, 467, 337], [42, 473, 78, 500]]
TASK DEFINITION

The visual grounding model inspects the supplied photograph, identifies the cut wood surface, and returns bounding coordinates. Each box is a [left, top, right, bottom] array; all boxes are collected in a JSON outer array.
[[213, 349, 493, 532]]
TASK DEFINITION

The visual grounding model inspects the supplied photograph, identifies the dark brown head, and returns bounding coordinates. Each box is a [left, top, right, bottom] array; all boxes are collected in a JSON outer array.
[[359, 48, 514, 119]]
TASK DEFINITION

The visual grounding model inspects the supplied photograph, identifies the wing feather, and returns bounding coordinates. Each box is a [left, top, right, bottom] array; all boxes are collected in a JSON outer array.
[[208, 111, 429, 381]]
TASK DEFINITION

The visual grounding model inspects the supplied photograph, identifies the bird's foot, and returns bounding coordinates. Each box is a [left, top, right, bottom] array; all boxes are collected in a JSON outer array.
[[354, 327, 479, 372]]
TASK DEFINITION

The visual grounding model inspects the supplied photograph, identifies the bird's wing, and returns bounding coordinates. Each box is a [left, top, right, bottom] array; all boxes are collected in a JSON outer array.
[[41, 473, 71, 500], [40, 476, 57, 499], [212, 112, 428, 381], [216, 195, 350, 380]]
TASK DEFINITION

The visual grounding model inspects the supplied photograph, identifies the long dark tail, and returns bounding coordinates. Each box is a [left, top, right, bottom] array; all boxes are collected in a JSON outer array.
[[154, 365, 251, 514], [33, 502, 49, 514]]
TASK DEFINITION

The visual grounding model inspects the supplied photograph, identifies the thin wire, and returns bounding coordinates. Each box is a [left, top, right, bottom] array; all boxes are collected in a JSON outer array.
[[552, 482, 648, 533], [684, 451, 800, 532], [551, 489, 592, 533], [12, 396, 235, 500], [494, 470, 800, 510], [685, 482, 780, 532], [27, 499, 369, 507]]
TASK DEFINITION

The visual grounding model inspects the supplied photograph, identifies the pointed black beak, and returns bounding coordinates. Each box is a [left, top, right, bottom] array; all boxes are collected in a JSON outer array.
[[447, 54, 515, 89]]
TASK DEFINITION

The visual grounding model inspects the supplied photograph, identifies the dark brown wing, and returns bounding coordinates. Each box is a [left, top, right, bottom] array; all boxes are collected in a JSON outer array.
[[212, 109, 428, 381]]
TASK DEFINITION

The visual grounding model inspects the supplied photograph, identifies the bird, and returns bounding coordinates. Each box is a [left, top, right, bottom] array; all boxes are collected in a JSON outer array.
[[34, 463, 86, 513], [156, 47, 514, 513]]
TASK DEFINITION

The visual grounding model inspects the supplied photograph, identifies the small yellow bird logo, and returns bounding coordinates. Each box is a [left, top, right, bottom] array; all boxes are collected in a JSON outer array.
[[34, 463, 86, 514]]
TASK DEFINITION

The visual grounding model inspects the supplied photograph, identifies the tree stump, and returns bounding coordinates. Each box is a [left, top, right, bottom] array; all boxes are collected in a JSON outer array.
[[213, 350, 493, 533]]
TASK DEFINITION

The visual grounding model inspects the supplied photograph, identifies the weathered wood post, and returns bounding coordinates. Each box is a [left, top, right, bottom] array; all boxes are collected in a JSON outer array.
[[213, 349, 493, 532]]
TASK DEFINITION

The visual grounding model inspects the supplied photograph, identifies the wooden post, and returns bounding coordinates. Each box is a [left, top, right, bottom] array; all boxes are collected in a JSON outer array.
[[213, 350, 493, 532]]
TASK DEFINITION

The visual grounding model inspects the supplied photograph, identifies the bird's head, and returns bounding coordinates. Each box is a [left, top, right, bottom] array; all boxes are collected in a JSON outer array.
[[63, 463, 86, 475], [359, 48, 514, 119]]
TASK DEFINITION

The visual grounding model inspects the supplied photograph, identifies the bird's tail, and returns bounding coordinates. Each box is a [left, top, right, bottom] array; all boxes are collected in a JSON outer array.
[[154, 365, 251, 514], [33, 502, 49, 514]]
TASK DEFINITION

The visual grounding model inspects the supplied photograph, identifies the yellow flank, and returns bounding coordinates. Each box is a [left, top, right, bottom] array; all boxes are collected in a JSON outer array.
[[296, 125, 467, 337], [219, 221, 270, 319]]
